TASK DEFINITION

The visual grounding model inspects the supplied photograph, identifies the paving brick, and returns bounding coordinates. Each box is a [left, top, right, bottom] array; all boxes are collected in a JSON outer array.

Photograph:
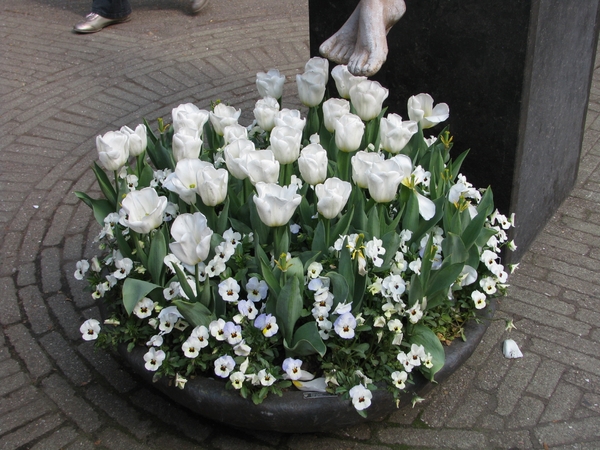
[[0, 384, 41, 416], [16, 262, 37, 287], [488, 430, 534, 449], [29, 426, 80, 450], [506, 395, 545, 429], [495, 352, 540, 416], [0, 372, 28, 397], [41, 246, 63, 294], [41, 374, 101, 434], [527, 358, 566, 398], [535, 416, 600, 447], [39, 332, 92, 386], [378, 428, 487, 449], [540, 382, 583, 423], [4, 324, 52, 380], [95, 428, 150, 450], [77, 342, 138, 394], [129, 387, 213, 442], [47, 294, 87, 342], [85, 384, 153, 440], [19, 285, 54, 335], [0, 277, 21, 326], [0, 413, 64, 450], [0, 395, 53, 436], [287, 434, 388, 450]]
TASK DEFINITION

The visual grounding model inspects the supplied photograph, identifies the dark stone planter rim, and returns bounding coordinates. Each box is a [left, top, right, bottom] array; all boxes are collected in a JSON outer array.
[[115, 300, 496, 433]]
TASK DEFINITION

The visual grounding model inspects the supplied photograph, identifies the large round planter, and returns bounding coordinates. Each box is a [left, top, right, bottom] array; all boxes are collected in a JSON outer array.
[[116, 301, 496, 433]]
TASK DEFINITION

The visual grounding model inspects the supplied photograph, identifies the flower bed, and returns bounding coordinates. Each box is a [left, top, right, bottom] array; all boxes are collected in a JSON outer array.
[[76, 57, 515, 424]]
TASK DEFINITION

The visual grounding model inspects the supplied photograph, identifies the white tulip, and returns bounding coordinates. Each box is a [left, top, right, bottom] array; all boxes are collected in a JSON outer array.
[[304, 57, 329, 81], [96, 130, 129, 171], [269, 126, 302, 165], [172, 132, 202, 162], [366, 160, 404, 203], [163, 159, 213, 205], [351, 151, 384, 188], [196, 165, 229, 206], [223, 124, 248, 144], [120, 124, 147, 156], [253, 182, 302, 227], [379, 114, 418, 154], [224, 139, 255, 180], [253, 97, 280, 132], [209, 103, 241, 136], [119, 187, 168, 234], [349, 80, 389, 121], [172, 103, 210, 135], [298, 143, 328, 186], [256, 69, 286, 99], [322, 98, 350, 133], [274, 109, 306, 132], [246, 150, 280, 185], [169, 212, 214, 266], [296, 70, 327, 107], [334, 113, 364, 152], [315, 177, 352, 219], [331, 64, 366, 99], [407, 93, 449, 129]]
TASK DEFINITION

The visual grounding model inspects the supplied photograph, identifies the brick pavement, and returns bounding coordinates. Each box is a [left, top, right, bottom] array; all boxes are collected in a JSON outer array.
[[1, 1, 600, 448]]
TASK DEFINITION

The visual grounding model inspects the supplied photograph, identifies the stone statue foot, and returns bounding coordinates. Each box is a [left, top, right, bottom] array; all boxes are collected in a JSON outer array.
[[319, 6, 360, 65], [320, 0, 406, 77], [348, 0, 406, 77]]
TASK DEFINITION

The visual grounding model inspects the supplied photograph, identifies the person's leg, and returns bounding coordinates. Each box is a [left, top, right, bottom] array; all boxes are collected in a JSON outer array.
[[91, 0, 132, 20]]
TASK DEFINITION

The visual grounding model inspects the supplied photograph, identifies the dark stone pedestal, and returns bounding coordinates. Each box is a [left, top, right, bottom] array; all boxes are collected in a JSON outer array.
[[310, 0, 600, 262]]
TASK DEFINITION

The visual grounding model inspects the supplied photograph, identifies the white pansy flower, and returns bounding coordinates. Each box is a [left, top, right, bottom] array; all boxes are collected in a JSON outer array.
[[80, 319, 101, 341]]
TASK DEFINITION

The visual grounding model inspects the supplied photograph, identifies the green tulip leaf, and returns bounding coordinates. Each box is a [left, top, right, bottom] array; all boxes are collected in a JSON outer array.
[[284, 322, 327, 357], [410, 324, 445, 381], [91, 162, 117, 207], [171, 299, 214, 328], [311, 220, 327, 253], [122, 278, 161, 316], [148, 229, 167, 285], [326, 271, 350, 311], [276, 276, 303, 345], [74, 192, 114, 226]]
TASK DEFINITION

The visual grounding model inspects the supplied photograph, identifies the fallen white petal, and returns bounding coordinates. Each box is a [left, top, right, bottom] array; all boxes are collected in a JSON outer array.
[[292, 377, 327, 392], [503, 339, 523, 359]]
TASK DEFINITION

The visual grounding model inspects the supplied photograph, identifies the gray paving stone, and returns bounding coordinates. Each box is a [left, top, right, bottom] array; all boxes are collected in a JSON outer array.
[[20, 285, 54, 334], [39, 332, 92, 386], [378, 428, 487, 449], [495, 352, 540, 416], [41, 246, 63, 293], [287, 434, 388, 450], [95, 427, 150, 450], [535, 416, 600, 447], [505, 395, 545, 429], [85, 384, 153, 440], [0, 413, 64, 450], [0, 396, 53, 436], [541, 382, 583, 423], [0, 277, 21, 325], [527, 358, 567, 398], [16, 262, 37, 287], [47, 294, 87, 342], [77, 343, 138, 394], [29, 426, 80, 450], [4, 324, 52, 380], [41, 374, 102, 434]]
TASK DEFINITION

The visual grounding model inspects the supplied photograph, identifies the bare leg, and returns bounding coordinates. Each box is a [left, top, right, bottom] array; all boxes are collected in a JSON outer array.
[[319, 0, 406, 77]]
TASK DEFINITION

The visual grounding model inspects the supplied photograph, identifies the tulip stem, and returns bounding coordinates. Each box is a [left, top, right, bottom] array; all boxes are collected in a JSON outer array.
[[336, 150, 354, 183], [273, 225, 290, 261], [113, 170, 120, 206]]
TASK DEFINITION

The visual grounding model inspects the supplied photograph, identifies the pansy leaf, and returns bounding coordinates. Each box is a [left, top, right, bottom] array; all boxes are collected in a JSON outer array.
[[122, 278, 161, 316], [171, 299, 214, 328], [410, 324, 445, 381], [284, 322, 327, 357]]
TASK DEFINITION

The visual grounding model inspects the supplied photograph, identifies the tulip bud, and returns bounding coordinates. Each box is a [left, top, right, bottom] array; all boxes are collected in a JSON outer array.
[[120, 124, 147, 156], [379, 114, 418, 154], [246, 150, 280, 185], [253, 182, 302, 227], [296, 70, 327, 107], [169, 212, 214, 266], [256, 69, 285, 99], [331, 64, 366, 99], [298, 143, 328, 186], [197, 165, 229, 206], [304, 57, 329, 81], [119, 187, 168, 234], [172, 132, 202, 162], [210, 103, 241, 136], [322, 98, 350, 133], [349, 80, 389, 122], [269, 126, 302, 165], [172, 103, 210, 135], [275, 109, 306, 132], [351, 151, 384, 188], [253, 97, 280, 132], [366, 160, 404, 203], [334, 113, 364, 152], [315, 177, 352, 219], [96, 130, 129, 171]]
